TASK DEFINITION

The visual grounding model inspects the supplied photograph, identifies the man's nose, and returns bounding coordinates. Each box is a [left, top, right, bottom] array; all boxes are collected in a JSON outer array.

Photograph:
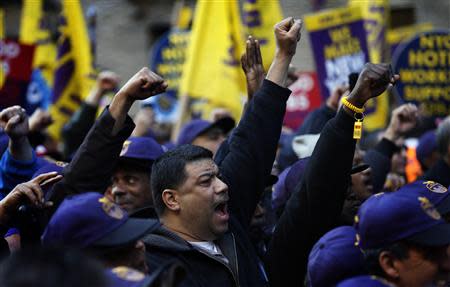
[[111, 183, 126, 199], [215, 177, 229, 194]]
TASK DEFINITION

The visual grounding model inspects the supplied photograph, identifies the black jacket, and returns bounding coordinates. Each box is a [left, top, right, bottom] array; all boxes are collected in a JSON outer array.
[[144, 79, 291, 287], [265, 109, 357, 287], [48, 107, 135, 210], [62, 103, 99, 160], [278, 105, 337, 172]]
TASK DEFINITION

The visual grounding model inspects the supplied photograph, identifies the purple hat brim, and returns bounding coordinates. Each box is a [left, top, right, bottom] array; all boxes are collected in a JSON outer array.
[[92, 218, 159, 247]]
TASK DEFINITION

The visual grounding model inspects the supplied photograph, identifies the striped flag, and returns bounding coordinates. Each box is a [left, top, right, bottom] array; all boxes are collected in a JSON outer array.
[[242, 0, 283, 71], [19, 0, 56, 112], [47, 0, 95, 140]]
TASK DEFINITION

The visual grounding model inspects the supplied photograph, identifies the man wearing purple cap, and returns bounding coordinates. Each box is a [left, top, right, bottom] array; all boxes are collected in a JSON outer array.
[[176, 117, 235, 157], [109, 136, 165, 214], [44, 67, 169, 216], [42, 192, 160, 273], [353, 181, 450, 287]]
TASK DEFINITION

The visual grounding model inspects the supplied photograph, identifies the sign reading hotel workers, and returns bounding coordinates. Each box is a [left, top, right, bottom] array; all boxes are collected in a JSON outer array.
[[392, 30, 450, 117]]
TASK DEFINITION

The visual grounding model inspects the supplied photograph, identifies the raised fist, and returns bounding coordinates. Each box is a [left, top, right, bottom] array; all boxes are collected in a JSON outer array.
[[348, 63, 399, 107], [384, 103, 418, 141], [274, 17, 302, 57], [117, 67, 168, 101], [0, 106, 29, 139], [29, 108, 53, 133], [97, 70, 120, 93]]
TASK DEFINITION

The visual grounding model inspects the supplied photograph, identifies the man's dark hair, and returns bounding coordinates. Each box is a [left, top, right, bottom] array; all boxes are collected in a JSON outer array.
[[364, 240, 444, 277], [151, 144, 213, 215], [0, 246, 107, 287]]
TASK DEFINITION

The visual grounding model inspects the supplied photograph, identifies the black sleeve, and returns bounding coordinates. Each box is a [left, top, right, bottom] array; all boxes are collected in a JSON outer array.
[[49, 107, 135, 208], [219, 79, 290, 230], [296, 105, 336, 135], [278, 105, 336, 171], [265, 109, 356, 287], [363, 138, 398, 193], [61, 103, 99, 160]]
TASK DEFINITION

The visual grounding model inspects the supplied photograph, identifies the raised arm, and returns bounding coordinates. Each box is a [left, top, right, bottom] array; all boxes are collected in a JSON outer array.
[[364, 103, 418, 193], [219, 17, 301, 229], [49, 68, 167, 206], [62, 71, 119, 159], [265, 63, 399, 287], [0, 106, 47, 196]]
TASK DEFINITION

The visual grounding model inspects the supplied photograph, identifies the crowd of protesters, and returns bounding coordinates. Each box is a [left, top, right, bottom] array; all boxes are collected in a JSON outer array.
[[0, 17, 449, 287]]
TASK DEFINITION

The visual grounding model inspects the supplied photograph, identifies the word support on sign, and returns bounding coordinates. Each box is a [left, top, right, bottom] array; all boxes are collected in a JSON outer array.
[[393, 31, 450, 117]]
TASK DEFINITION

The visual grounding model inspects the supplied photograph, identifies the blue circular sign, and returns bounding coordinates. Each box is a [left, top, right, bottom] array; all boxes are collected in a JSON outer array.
[[392, 30, 450, 117]]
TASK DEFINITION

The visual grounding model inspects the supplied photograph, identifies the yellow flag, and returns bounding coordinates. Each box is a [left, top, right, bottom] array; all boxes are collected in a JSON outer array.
[[387, 23, 434, 53], [48, 0, 95, 140], [242, 0, 283, 71], [349, 0, 390, 131], [179, 0, 246, 120], [19, 0, 57, 86], [0, 8, 3, 39]]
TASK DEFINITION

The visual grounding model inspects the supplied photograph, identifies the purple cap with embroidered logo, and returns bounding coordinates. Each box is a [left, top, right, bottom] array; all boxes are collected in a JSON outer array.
[[355, 181, 450, 250], [402, 180, 450, 216], [105, 266, 157, 287], [119, 137, 164, 168], [176, 117, 235, 146], [41, 192, 160, 248], [307, 226, 365, 287], [337, 275, 394, 287], [32, 161, 67, 178]]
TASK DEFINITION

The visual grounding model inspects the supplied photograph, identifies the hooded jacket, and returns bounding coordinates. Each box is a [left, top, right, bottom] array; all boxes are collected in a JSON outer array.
[[144, 80, 291, 287]]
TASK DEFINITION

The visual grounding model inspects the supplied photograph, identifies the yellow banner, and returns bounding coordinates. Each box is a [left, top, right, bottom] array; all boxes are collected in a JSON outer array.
[[304, 6, 363, 32], [387, 23, 434, 47], [48, 0, 95, 140], [19, 0, 57, 86], [349, 0, 389, 131], [242, 0, 283, 71], [179, 0, 245, 120]]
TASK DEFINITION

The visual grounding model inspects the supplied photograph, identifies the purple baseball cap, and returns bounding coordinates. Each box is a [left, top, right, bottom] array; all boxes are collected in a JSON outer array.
[[308, 226, 365, 287], [176, 117, 235, 146], [355, 181, 450, 250], [41, 192, 160, 248], [401, 180, 450, 216], [32, 161, 67, 178], [119, 137, 165, 170], [31, 161, 68, 194], [337, 276, 394, 287], [416, 130, 437, 165], [272, 158, 309, 211], [105, 266, 157, 287]]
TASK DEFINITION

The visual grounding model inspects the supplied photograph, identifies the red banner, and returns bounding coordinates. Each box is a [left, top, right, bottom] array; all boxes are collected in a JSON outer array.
[[0, 40, 35, 108], [283, 71, 321, 130]]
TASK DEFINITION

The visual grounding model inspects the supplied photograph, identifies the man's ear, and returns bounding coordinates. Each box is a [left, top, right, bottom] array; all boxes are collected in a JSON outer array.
[[379, 250, 400, 280], [162, 189, 180, 212]]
